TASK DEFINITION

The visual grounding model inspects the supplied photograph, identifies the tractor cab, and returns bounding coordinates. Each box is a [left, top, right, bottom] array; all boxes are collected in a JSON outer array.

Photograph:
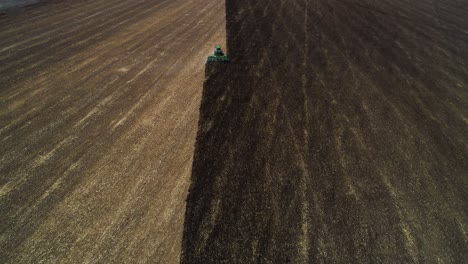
[[214, 46, 224, 56]]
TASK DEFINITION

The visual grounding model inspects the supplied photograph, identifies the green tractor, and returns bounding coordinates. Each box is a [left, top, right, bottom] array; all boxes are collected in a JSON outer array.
[[207, 45, 228, 63]]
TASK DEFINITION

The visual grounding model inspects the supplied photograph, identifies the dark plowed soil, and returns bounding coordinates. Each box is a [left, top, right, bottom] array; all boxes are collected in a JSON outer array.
[[182, 0, 468, 263]]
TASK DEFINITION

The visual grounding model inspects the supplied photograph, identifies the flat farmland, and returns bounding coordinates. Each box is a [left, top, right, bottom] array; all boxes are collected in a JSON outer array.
[[183, 0, 468, 263], [0, 0, 225, 263]]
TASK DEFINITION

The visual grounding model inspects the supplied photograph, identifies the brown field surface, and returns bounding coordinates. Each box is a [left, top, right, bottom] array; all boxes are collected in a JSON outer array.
[[182, 0, 467, 263], [0, 0, 225, 263]]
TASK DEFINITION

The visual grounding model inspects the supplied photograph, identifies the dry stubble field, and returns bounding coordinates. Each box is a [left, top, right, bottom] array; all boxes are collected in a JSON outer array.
[[0, 0, 225, 263]]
